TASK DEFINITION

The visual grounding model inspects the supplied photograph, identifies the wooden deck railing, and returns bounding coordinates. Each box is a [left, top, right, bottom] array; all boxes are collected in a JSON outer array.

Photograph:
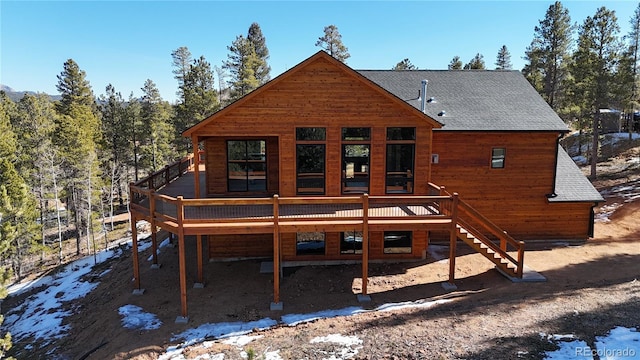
[[131, 150, 204, 191]]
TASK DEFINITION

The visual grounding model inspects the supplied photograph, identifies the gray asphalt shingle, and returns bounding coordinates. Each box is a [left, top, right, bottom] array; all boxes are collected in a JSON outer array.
[[550, 147, 604, 203], [358, 70, 569, 132]]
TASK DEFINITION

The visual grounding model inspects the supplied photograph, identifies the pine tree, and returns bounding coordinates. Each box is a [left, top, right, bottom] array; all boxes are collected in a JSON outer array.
[[247, 22, 271, 84], [171, 46, 193, 102], [175, 56, 219, 153], [315, 25, 350, 63], [621, 3, 640, 138], [569, 6, 622, 179], [14, 93, 58, 261], [448, 56, 463, 70], [139, 79, 176, 175], [223, 35, 261, 101], [54, 59, 102, 255], [392, 58, 417, 70], [495, 45, 512, 69], [99, 84, 130, 218], [523, 1, 573, 111], [125, 93, 143, 181], [464, 53, 486, 69]]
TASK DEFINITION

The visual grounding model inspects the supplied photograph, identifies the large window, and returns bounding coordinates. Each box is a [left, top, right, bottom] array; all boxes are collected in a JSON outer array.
[[227, 140, 267, 192], [296, 232, 325, 256], [386, 127, 415, 194], [340, 231, 363, 254], [296, 128, 326, 195], [342, 128, 370, 194], [383, 231, 412, 254]]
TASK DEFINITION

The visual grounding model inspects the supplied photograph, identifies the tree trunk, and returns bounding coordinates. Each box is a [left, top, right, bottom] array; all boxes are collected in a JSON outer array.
[[590, 114, 599, 180]]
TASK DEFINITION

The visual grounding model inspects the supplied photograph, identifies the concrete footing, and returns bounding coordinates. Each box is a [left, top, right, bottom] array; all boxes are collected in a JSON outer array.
[[175, 316, 189, 324], [270, 302, 283, 311], [496, 265, 547, 283], [150, 264, 161, 269], [441, 282, 458, 291], [193, 282, 204, 289], [132, 288, 146, 295], [357, 294, 372, 303]]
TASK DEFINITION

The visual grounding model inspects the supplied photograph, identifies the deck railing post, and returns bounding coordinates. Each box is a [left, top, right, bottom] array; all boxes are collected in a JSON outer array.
[[358, 194, 371, 302], [130, 213, 143, 294], [271, 195, 282, 310], [500, 231, 508, 252], [448, 193, 459, 285], [517, 241, 525, 278], [175, 196, 189, 323], [150, 189, 159, 267]]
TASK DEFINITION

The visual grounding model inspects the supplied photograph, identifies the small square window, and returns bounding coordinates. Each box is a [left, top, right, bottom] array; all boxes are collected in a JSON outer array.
[[296, 232, 325, 256], [340, 231, 363, 254], [383, 231, 412, 254], [491, 148, 505, 169]]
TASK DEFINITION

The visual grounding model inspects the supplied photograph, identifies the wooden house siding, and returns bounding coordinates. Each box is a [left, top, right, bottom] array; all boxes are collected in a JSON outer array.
[[431, 131, 591, 240]]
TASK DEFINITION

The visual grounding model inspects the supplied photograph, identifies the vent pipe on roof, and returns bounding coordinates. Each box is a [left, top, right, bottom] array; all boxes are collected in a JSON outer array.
[[420, 80, 428, 113]]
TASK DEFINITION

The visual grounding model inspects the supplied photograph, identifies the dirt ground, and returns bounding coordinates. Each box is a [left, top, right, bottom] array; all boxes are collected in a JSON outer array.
[[5, 155, 640, 360]]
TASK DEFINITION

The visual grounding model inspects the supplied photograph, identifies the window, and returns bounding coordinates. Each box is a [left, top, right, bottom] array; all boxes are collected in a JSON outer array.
[[342, 128, 371, 194], [296, 128, 326, 195], [296, 232, 325, 256], [227, 140, 266, 192], [491, 148, 506, 169], [386, 127, 415, 194], [384, 231, 412, 254], [340, 231, 363, 254]]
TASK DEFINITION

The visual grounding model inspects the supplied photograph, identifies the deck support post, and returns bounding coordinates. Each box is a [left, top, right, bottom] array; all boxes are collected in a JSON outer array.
[[271, 195, 283, 310], [176, 196, 189, 323], [194, 235, 204, 288], [446, 193, 459, 289], [358, 194, 371, 302], [192, 136, 200, 199], [130, 212, 144, 295], [149, 189, 159, 268]]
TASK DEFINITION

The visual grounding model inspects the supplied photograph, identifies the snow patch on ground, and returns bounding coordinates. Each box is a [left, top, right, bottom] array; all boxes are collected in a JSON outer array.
[[544, 326, 640, 359], [310, 333, 363, 359], [427, 244, 449, 262], [146, 236, 171, 261], [118, 304, 162, 330]]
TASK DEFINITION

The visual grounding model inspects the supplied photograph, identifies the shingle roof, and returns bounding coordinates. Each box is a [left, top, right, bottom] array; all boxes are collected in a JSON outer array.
[[550, 147, 604, 203], [358, 70, 570, 132]]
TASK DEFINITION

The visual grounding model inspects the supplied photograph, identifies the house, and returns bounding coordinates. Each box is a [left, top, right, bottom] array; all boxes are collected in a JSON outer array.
[[129, 51, 602, 321]]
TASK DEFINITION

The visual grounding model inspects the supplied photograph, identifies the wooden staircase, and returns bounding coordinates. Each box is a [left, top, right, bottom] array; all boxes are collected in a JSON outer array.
[[429, 183, 525, 279], [456, 224, 521, 277]]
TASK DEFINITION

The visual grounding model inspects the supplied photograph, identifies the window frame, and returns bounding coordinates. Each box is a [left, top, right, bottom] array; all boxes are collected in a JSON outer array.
[[340, 231, 363, 254], [341, 127, 371, 195], [296, 127, 326, 195], [385, 127, 416, 194], [226, 139, 267, 193], [491, 147, 506, 169]]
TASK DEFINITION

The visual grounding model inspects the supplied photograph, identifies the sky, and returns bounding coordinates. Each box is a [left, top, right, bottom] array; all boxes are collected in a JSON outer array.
[[1, 1, 639, 104]]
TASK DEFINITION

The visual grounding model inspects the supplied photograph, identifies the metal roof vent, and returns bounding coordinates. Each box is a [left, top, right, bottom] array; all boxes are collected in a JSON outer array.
[[420, 80, 428, 113], [438, 110, 446, 116]]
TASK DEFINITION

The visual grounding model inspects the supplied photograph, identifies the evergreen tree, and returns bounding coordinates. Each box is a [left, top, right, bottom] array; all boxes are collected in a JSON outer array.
[[14, 94, 58, 261], [464, 53, 486, 69], [247, 22, 271, 84], [125, 93, 143, 181], [175, 56, 219, 153], [139, 79, 176, 175], [569, 6, 621, 178], [621, 3, 640, 136], [171, 46, 193, 101], [99, 84, 130, 213], [448, 56, 463, 70], [523, 1, 573, 111], [223, 35, 260, 101], [54, 59, 102, 255], [315, 25, 350, 63], [495, 45, 512, 69], [392, 58, 417, 70]]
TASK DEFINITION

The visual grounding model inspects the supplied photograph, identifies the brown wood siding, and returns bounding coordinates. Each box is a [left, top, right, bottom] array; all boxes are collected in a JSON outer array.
[[194, 57, 435, 198], [431, 131, 592, 240], [208, 234, 273, 259]]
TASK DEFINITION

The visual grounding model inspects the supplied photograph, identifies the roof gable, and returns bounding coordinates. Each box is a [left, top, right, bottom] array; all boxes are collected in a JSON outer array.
[[184, 51, 442, 137]]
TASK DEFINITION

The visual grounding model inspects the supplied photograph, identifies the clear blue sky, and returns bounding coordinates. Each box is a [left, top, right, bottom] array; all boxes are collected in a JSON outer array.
[[1, 1, 638, 103]]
